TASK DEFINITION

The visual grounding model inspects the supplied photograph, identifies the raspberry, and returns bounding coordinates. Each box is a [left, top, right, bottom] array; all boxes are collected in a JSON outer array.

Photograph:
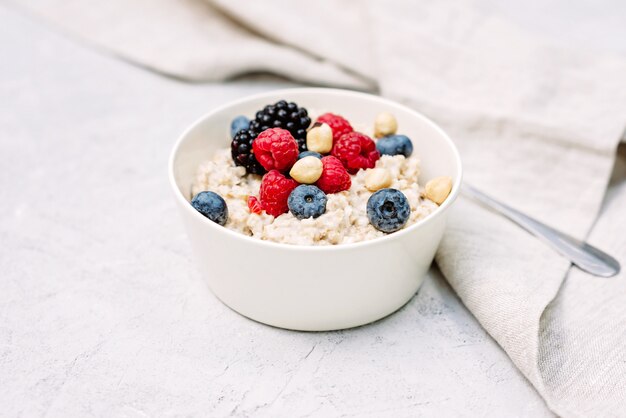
[[316, 156, 351, 194], [259, 170, 299, 217], [331, 132, 380, 174], [247, 195, 263, 214], [252, 128, 299, 172], [316, 113, 353, 143]]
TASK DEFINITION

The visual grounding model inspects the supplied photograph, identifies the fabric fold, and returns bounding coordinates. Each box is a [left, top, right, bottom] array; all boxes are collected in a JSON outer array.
[[13, 0, 373, 89]]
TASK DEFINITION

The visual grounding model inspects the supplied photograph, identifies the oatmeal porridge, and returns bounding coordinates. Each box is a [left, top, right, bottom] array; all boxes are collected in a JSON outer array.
[[188, 101, 452, 246]]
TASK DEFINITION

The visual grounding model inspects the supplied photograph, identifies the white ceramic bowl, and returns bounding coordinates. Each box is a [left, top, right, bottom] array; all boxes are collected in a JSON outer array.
[[169, 88, 462, 331]]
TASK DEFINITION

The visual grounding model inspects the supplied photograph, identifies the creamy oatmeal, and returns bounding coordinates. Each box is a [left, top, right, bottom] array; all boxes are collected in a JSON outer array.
[[186, 102, 452, 246], [191, 149, 438, 245]]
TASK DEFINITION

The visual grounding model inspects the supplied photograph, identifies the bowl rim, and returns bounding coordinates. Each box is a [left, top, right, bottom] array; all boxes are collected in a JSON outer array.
[[168, 87, 463, 252]]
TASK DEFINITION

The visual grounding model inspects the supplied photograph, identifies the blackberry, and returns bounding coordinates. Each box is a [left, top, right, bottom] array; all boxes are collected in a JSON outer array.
[[230, 100, 311, 174], [249, 100, 311, 152], [231, 128, 265, 175]]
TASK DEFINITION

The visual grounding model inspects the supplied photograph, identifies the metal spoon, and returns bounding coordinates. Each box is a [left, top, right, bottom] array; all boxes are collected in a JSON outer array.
[[463, 184, 620, 278]]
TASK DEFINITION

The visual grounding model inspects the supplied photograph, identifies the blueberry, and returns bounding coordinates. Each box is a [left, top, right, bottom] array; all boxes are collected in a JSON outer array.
[[288, 185, 327, 219], [297, 151, 323, 160], [367, 188, 410, 233], [191, 191, 228, 226], [376, 135, 413, 157], [230, 115, 250, 138]]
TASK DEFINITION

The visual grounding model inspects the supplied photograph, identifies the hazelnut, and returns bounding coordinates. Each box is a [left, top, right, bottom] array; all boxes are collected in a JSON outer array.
[[374, 112, 398, 138], [306, 123, 333, 154], [424, 176, 452, 205], [365, 168, 393, 191], [289, 156, 323, 184]]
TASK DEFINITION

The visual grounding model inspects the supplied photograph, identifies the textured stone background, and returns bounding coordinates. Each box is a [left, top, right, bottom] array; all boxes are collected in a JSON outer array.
[[1, 1, 624, 416]]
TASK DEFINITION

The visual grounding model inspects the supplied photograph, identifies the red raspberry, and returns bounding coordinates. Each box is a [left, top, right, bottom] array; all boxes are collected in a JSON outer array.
[[259, 170, 298, 217], [331, 132, 380, 174], [252, 128, 299, 172], [247, 195, 263, 214], [316, 113, 353, 143], [316, 156, 351, 194]]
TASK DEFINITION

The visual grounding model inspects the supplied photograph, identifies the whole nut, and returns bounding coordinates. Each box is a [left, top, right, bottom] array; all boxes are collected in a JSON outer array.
[[306, 123, 333, 154], [289, 156, 323, 184], [424, 176, 452, 205], [365, 168, 393, 192], [374, 112, 398, 138]]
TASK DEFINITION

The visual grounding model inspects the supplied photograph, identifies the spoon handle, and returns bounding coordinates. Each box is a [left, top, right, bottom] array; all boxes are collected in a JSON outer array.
[[463, 184, 620, 278]]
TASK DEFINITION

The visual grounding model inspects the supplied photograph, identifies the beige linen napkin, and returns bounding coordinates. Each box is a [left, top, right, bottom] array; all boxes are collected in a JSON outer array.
[[15, 0, 626, 415], [11, 0, 372, 89]]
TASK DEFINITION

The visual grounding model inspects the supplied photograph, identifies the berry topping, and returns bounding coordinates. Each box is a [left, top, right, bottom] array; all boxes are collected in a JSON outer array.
[[315, 156, 351, 194], [231, 128, 265, 175], [316, 113, 353, 143], [288, 185, 327, 219], [230, 115, 250, 138], [252, 128, 299, 172], [259, 170, 299, 217], [191, 191, 229, 226], [376, 134, 413, 157], [247, 195, 263, 214], [367, 188, 410, 233], [331, 132, 380, 174], [298, 151, 323, 160], [249, 100, 311, 151]]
